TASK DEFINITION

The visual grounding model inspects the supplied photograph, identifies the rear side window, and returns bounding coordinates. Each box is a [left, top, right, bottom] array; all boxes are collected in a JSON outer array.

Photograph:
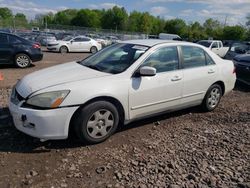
[[9, 35, 22, 44], [181, 46, 206, 68], [0, 33, 8, 44]]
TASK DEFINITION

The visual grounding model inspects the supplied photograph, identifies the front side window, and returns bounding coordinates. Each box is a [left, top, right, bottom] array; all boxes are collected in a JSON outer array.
[[80, 43, 148, 74], [181, 46, 206, 69], [211, 42, 219, 48], [141, 46, 179, 73]]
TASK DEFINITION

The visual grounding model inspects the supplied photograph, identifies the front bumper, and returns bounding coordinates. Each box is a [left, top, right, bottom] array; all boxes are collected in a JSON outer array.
[[9, 101, 78, 140]]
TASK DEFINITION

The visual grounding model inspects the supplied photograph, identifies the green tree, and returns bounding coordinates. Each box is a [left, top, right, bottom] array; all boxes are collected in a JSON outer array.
[[71, 9, 101, 28], [203, 18, 223, 39], [139, 12, 153, 34], [164, 19, 187, 36], [54, 9, 78, 25], [0, 7, 12, 19], [102, 6, 128, 31], [15, 13, 28, 27], [127, 11, 142, 32], [222, 25, 246, 40], [187, 22, 206, 41]]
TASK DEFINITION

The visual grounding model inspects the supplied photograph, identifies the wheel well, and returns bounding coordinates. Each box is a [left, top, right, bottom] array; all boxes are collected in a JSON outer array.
[[14, 52, 31, 60], [60, 45, 68, 51], [68, 96, 125, 136], [213, 81, 225, 95]]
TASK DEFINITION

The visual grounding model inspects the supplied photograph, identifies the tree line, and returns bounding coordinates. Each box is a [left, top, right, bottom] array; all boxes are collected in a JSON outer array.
[[1, 6, 250, 41]]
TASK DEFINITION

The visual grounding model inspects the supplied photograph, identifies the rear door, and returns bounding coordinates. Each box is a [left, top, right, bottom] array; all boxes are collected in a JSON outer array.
[[180, 45, 218, 105], [0, 33, 13, 64]]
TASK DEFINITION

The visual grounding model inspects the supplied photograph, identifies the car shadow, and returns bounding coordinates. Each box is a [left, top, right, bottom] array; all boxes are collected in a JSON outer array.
[[234, 81, 250, 92], [0, 106, 200, 153]]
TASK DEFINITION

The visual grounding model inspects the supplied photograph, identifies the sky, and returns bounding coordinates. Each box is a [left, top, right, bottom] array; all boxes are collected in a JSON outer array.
[[0, 0, 250, 25]]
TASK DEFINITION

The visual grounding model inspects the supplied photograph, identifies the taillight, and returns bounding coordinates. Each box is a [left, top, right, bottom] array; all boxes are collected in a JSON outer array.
[[233, 66, 236, 74], [32, 43, 40, 49]]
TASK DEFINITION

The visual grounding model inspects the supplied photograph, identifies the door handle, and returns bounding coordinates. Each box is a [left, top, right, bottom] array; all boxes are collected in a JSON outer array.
[[208, 69, 215, 74], [171, 76, 182, 81]]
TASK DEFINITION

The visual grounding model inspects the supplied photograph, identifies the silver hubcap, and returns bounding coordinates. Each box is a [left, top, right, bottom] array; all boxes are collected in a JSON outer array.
[[91, 47, 97, 53], [16, 55, 29, 67], [61, 47, 67, 53], [208, 88, 221, 108], [86, 109, 114, 139]]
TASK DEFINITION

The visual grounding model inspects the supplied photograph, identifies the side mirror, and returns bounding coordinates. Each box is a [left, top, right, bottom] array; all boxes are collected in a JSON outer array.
[[139, 66, 156, 76]]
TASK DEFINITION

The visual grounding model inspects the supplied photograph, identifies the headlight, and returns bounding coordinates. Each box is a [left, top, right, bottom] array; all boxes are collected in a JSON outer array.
[[26, 90, 70, 108]]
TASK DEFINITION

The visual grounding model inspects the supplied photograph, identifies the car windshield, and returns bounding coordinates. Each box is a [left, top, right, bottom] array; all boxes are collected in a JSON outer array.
[[80, 43, 149, 74], [198, 41, 212, 47], [62, 36, 73, 41]]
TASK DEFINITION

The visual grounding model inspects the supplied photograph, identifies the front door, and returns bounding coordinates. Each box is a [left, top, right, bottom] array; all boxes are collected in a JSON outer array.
[[129, 46, 183, 119]]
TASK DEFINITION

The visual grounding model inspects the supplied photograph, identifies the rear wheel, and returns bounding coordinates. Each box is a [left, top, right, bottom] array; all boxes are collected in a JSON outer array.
[[15, 53, 31, 68], [202, 84, 222, 111], [90, 46, 98, 54], [60, 46, 68, 53], [74, 101, 119, 144]]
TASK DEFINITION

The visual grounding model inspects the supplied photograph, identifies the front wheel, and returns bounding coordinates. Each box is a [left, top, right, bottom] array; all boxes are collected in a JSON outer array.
[[90, 46, 98, 54], [15, 53, 31, 68], [60, 46, 68, 53], [202, 84, 222, 111], [74, 101, 119, 144]]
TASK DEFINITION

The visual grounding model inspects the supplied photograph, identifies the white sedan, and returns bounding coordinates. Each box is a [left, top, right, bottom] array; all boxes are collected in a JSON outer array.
[[9, 40, 236, 144], [47, 36, 102, 53]]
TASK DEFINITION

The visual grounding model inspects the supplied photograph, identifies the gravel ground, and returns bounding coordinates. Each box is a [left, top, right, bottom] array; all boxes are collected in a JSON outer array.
[[0, 51, 249, 188]]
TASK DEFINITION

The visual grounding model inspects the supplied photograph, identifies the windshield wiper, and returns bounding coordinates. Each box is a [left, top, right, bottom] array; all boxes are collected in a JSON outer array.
[[84, 64, 102, 72]]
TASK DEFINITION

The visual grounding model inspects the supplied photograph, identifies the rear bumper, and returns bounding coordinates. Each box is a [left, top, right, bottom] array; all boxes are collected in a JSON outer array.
[[31, 53, 43, 62]]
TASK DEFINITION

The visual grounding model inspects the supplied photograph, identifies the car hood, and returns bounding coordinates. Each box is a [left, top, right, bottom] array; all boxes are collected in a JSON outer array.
[[16, 62, 111, 98], [234, 54, 250, 63]]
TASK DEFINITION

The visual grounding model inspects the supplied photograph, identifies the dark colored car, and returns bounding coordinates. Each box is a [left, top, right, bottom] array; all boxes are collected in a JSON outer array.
[[233, 54, 250, 86], [224, 41, 250, 60], [0, 32, 43, 68]]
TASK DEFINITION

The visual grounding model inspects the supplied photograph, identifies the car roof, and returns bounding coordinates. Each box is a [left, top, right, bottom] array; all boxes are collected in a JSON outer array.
[[120, 39, 189, 47]]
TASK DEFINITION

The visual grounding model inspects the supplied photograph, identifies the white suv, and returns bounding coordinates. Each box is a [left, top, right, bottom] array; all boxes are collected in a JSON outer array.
[[47, 36, 102, 53], [9, 40, 236, 144]]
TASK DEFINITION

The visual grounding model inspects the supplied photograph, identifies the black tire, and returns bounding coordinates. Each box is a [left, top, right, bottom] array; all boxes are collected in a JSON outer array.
[[60, 46, 68, 53], [90, 46, 98, 54], [74, 101, 119, 144], [202, 84, 222, 112], [15, 53, 31, 68]]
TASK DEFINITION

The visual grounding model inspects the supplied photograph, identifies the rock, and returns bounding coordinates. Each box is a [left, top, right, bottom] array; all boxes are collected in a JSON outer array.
[[29, 170, 38, 177], [106, 184, 113, 188], [168, 184, 180, 188], [238, 182, 250, 188], [74, 172, 83, 178], [115, 171, 122, 180], [61, 183, 68, 188], [154, 121, 161, 126], [131, 160, 139, 166], [69, 164, 76, 171], [96, 166, 107, 174], [186, 174, 197, 182]]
